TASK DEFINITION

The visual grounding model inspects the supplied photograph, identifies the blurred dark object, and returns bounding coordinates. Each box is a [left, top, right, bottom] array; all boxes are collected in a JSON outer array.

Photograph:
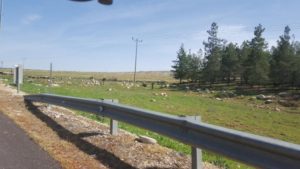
[[70, 0, 113, 5], [98, 0, 112, 5]]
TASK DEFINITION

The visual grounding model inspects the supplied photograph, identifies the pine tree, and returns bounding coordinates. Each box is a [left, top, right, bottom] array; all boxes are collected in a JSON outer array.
[[172, 44, 189, 83], [243, 24, 270, 85], [220, 43, 239, 85], [239, 41, 251, 84], [270, 26, 295, 86], [291, 41, 300, 86], [187, 49, 203, 82], [203, 22, 225, 85]]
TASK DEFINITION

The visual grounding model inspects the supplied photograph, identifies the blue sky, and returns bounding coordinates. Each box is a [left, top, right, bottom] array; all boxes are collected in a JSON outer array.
[[1, 0, 300, 71]]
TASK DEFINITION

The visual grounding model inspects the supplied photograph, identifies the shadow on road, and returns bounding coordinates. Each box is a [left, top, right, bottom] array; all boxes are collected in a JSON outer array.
[[25, 100, 137, 169]]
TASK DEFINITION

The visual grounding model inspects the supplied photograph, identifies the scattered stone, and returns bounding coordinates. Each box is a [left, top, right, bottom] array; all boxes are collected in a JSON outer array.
[[204, 89, 210, 93], [170, 84, 177, 88], [278, 92, 290, 97], [216, 98, 222, 101], [278, 99, 290, 107], [248, 96, 256, 101], [175, 152, 185, 157], [275, 107, 281, 112], [160, 92, 168, 97], [136, 135, 157, 144], [52, 84, 60, 87], [215, 90, 236, 98], [265, 95, 275, 99], [90, 154, 97, 159], [278, 99, 298, 107], [54, 114, 61, 119], [256, 94, 266, 100], [264, 99, 273, 104]]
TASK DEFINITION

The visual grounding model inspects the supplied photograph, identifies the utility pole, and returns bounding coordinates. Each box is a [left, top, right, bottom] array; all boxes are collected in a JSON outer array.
[[132, 37, 142, 85]]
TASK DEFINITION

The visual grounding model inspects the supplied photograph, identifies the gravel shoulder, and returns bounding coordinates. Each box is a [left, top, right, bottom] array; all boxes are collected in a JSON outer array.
[[0, 83, 218, 169]]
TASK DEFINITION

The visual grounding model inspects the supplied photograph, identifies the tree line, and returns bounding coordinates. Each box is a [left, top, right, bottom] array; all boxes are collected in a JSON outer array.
[[172, 22, 300, 87]]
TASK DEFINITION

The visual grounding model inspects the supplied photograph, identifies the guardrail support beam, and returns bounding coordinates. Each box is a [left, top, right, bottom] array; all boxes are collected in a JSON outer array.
[[181, 115, 202, 169], [192, 146, 202, 169], [110, 99, 119, 135], [110, 118, 118, 135]]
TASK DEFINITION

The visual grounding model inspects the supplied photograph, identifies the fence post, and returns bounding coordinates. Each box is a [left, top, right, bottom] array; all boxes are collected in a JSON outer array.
[[110, 99, 119, 135], [16, 66, 20, 93], [180, 115, 202, 169]]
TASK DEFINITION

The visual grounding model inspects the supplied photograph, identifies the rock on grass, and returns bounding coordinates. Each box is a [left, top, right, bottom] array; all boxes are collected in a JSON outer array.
[[136, 135, 157, 144]]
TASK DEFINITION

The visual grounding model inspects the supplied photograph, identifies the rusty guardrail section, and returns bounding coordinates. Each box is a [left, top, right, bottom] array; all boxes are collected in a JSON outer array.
[[24, 94, 300, 169]]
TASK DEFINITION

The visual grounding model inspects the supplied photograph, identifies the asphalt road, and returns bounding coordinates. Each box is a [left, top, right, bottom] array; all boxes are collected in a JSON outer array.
[[0, 112, 61, 169]]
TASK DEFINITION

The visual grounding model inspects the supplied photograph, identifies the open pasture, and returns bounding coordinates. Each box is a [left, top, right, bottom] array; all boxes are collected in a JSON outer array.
[[3, 70, 300, 169]]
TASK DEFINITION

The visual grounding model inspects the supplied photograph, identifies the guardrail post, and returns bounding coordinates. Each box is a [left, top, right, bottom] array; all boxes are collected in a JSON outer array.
[[191, 116, 202, 169], [181, 115, 202, 169], [192, 142, 202, 169], [110, 99, 119, 135]]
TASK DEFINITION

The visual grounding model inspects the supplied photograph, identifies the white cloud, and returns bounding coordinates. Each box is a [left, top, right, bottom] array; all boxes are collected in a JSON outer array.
[[190, 24, 281, 52], [218, 25, 253, 44], [192, 24, 253, 45], [22, 14, 42, 25]]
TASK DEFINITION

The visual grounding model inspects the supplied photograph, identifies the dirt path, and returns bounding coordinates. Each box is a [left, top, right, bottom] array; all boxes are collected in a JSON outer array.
[[0, 83, 219, 169]]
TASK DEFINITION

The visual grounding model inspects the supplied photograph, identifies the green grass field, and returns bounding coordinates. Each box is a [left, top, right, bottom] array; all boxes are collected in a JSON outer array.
[[2, 70, 300, 169]]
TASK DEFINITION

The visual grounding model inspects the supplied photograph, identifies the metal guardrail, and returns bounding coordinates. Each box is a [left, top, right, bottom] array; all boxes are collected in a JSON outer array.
[[24, 94, 300, 169]]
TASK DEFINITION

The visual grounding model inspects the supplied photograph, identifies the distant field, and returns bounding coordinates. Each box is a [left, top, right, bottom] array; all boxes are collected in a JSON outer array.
[[1, 69, 300, 169], [24, 69, 176, 82]]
